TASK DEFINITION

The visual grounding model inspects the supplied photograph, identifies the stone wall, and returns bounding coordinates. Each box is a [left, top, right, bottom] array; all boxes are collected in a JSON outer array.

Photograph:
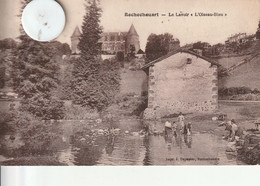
[[102, 41, 125, 54], [144, 52, 218, 119], [120, 69, 148, 96]]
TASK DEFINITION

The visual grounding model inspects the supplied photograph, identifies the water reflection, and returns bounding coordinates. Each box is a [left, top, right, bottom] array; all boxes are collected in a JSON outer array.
[[143, 136, 152, 165], [55, 119, 244, 165], [1, 118, 243, 165], [105, 135, 115, 155], [184, 135, 192, 148]]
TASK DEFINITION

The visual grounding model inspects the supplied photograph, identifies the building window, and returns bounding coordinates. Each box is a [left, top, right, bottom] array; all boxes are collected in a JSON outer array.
[[187, 58, 192, 64]]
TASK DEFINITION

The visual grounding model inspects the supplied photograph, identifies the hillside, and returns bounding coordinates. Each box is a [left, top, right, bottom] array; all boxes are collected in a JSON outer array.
[[218, 40, 260, 89], [217, 55, 250, 69]]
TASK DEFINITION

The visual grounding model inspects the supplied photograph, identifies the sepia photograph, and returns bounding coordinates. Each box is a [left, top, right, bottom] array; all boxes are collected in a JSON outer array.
[[0, 0, 260, 166]]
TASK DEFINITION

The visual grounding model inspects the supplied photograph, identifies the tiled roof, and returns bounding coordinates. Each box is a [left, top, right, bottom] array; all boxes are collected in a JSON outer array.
[[127, 24, 138, 36], [71, 26, 81, 37], [141, 49, 220, 70]]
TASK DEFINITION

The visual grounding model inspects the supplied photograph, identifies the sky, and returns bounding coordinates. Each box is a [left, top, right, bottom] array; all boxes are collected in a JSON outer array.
[[0, 0, 260, 50]]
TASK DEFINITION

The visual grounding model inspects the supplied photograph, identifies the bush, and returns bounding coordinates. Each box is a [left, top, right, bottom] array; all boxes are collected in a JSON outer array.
[[219, 86, 254, 97], [72, 57, 120, 111], [0, 111, 14, 135], [132, 95, 148, 116], [20, 95, 65, 120], [11, 36, 66, 120], [252, 88, 260, 94], [0, 66, 5, 89], [64, 104, 99, 120], [116, 51, 124, 62], [7, 111, 62, 156]]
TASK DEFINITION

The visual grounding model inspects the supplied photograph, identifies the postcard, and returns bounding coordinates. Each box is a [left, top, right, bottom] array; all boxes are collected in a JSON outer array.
[[0, 0, 260, 166]]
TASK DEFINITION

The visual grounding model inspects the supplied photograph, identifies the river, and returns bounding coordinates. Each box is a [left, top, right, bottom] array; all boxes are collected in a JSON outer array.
[[54, 119, 243, 166], [0, 118, 245, 165]]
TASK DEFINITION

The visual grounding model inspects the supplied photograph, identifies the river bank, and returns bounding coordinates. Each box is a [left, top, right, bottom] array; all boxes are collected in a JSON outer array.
[[1, 100, 259, 165], [0, 114, 246, 165]]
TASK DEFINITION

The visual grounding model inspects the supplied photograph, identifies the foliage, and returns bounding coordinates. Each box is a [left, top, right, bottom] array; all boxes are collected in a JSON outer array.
[[145, 33, 175, 62], [11, 39, 65, 119], [64, 104, 99, 120], [219, 87, 259, 97], [7, 111, 62, 155], [53, 58, 74, 100], [203, 44, 224, 57], [44, 41, 71, 56], [0, 111, 14, 135], [132, 94, 148, 116], [72, 57, 121, 111], [116, 51, 124, 62], [72, 0, 120, 111], [10, 0, 65, 120], [19, 94, 65, 120], [193, 41, 210, 50], [0, 41, 18, 88], [0, 66, 5, 88], [129, 44, 136, 57], [59, 43, 71, 55], [78, 0, 102, 59], [0, 38, 17, 50]]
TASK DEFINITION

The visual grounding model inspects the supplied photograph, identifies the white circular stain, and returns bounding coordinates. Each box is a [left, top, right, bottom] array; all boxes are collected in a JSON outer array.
[[22, 0, 66, 41]]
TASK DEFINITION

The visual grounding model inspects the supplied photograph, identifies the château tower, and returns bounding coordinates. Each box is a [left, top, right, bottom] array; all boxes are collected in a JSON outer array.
[[125, 24, 140, 54], [71, 26, 81, 54]]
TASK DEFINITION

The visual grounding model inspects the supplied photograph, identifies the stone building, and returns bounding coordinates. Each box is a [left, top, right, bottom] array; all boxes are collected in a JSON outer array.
[[71, 26, 81, 54], [141, 49, 219, 119], [71, 24, 140, 55], [225, 33, 247, 45], [125, 24, 140, 54], [99, 32, 127, 54]]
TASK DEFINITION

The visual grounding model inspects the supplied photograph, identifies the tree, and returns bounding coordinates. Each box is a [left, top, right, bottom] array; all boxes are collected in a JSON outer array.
[[78, 0, 102, 59], [130, 44, 136, 57], [193, 41, 204, 50], [72, 0, 120, 111], [11, 0, 65, 120], [0, 38, 17, 51], [44, 41, 71, 56], [72, 58, 120, 111], [60, 43, 72, 55], [0, 50, 13, 89], [145, 33, 175, 62], [0, 66, 5, 89], [116, 51, 124, 62]]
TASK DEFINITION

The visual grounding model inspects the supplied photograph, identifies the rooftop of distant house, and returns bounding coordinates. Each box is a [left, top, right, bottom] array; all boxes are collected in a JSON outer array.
[[142, 49, 220, 70]]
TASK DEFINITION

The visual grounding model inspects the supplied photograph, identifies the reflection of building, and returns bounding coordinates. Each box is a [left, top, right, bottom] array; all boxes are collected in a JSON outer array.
[[142, 49, 219, 119], [71, 24, 140, 55]]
